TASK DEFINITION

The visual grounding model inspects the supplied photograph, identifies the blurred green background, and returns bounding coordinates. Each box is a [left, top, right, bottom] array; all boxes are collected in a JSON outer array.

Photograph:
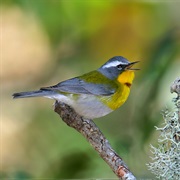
[[1, 0, 180, 179]]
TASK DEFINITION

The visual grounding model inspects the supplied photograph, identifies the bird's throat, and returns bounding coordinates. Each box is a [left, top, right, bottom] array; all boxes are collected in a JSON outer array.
[[117, 71, 135, 88]]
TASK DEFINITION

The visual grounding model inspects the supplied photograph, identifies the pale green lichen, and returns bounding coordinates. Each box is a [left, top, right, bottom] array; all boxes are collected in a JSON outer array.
[[147, 78, 180, 180]]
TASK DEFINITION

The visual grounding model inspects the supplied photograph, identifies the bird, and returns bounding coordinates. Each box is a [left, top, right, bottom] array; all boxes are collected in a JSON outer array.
[[12, 56, 139, 119]]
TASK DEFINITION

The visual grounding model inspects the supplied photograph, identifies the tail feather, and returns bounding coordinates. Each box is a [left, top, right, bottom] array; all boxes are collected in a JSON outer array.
[[12, 90, 53, 99]]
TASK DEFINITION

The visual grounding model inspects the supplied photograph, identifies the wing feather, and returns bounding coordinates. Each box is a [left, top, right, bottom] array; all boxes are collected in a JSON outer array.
[[40, 71, 117, 96]]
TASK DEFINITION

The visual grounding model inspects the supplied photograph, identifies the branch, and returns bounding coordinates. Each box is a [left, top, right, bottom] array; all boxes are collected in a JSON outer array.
[[54, 101, 136, 180]]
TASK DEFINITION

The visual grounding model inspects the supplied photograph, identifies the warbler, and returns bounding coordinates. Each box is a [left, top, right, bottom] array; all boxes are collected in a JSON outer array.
[[13, 56, 139, 119]]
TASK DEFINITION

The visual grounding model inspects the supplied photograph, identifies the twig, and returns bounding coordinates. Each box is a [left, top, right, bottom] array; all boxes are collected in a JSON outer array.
[[54, 101, 136, 180]]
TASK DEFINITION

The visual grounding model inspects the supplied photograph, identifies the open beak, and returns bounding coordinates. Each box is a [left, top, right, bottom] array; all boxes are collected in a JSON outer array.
[[125, 61, 140, 70]]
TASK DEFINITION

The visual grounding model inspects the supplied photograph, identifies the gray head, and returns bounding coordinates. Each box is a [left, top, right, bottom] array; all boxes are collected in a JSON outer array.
[[98, 56, 138, 80]]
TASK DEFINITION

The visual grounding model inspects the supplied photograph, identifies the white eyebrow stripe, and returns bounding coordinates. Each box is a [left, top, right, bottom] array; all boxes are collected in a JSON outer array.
[[102, 61, 128, 68]]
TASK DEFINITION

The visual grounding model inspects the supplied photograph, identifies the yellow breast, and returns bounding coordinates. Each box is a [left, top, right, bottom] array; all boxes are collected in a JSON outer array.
[[117, 70, 135, 87], [103, 71, 135, 110]]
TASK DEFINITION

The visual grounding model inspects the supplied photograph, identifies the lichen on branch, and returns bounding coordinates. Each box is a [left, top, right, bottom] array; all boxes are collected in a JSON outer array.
[[147, 77, 180, 179]]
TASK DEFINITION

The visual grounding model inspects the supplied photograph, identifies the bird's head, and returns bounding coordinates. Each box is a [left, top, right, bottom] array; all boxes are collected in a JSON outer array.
[[98, 56, 139, 87]]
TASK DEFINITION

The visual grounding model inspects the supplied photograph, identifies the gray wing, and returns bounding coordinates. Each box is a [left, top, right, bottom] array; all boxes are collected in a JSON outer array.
[[40, 77, 116, 96]]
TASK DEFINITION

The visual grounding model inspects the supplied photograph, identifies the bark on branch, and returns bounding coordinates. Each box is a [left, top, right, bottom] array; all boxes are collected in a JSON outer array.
[[54, 101, 136, 180]]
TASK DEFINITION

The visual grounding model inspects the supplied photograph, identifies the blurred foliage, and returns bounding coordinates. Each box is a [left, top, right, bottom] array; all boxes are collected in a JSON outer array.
[[45, 151, 92, 178], [1, 0, 180, 179], [2, 0, 111, 46], [135, 29, 179, 143]]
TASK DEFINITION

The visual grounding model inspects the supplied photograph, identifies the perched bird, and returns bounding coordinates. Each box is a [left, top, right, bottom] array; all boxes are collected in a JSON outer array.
[[13, 56, 139, 119]]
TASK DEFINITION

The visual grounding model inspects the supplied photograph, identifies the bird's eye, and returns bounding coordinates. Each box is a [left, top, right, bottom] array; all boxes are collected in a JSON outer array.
[[117, 64, 123, 69]]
